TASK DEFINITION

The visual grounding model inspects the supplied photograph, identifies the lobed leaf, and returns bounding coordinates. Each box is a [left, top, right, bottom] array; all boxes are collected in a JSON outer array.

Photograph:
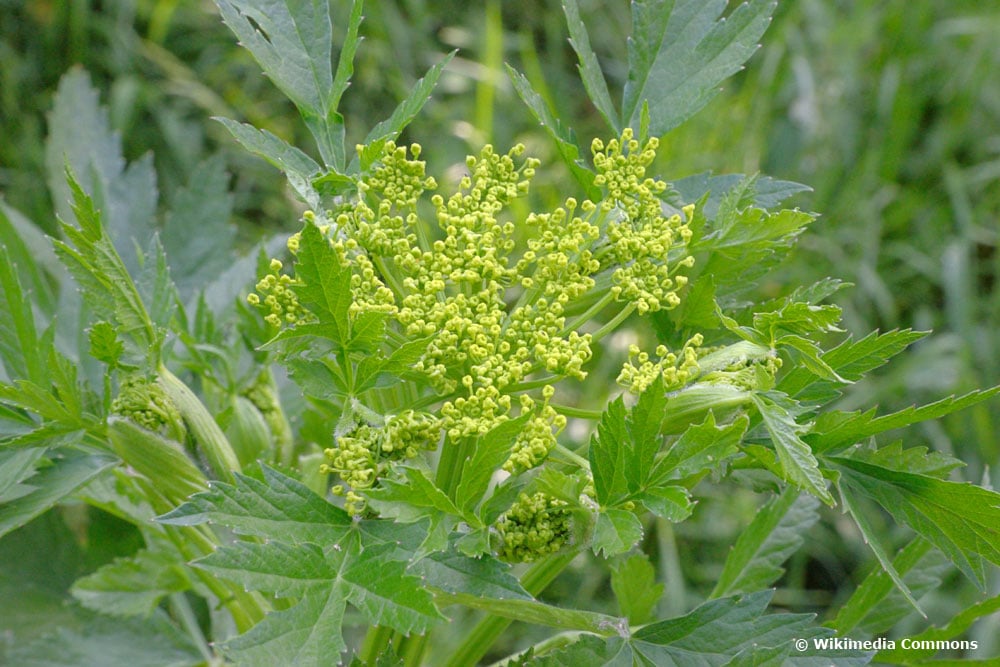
[[830, 539, 949, 635], [291, 221, 354, 345], [70, 548, 191, 617], [593, 508, 644, 557], [505, 65, 597, 195], [809, 386, 1000, 454], [621, 0, 777, 135], [221, 588, 348, 667], [752, 393, 834, 505], [712, 488, 820, 598], [0, 452, 117, 539], [158, 463, 352, 544], [531, 591, 870, 666], [611, 553, 664, 625], [833, 456, 1000, 589], [563, 0, 619, 132]]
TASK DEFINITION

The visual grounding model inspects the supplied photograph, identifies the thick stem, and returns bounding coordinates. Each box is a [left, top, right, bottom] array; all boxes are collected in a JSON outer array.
[[158, 364, 241, 482]]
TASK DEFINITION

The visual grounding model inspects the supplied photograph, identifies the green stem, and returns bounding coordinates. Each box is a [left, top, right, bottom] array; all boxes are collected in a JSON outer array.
[[358, 625, 395, 666], [550, 403, 603, 420], [400, 633, 429, 667], [444, 550, 581, 667], [169, 592, 214, 664], [506, 375, 560, 393], [590, 303, 636, 344], [553, 442, 590, 469], [562, 290, 615, 335], [158, 364, 241, 482]]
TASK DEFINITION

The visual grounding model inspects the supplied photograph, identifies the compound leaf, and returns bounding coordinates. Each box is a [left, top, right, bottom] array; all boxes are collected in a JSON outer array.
[[752, 393, 833, 505], [220, 588, 348, 667], [833, 456, 1000, 589], [712, 488, 820, 598], [70, 548, 191, 617], [621, 0, 776, 135], [158, 463, 352, 544]]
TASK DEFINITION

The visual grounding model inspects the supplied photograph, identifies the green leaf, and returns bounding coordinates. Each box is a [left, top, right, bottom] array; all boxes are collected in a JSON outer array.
[[833, 456, 1000, 589], [611, 553, 664, 625], [777, 334, 849, 384], [70, 548, 190, 617], [505, 65, 597, 195], [712, 488, 820, 598], [454, 415, 529, 514], [221, 588, 348, 667], [780, 329, 927, 402], [808, 386, 1000, 454], [534, 591, 870, 666], [87, 321, 124, 368], [46, 68, 157, 275], [636, 486, 693, 522], [215, 0, 350, 168], [751, 393, 834, 505], [0, 201, 58, 315], [0, 245, 46, 384], [414, 550, 532, 601], [363, 52, 458, 147], [593, 509, 644, 557], [158, 463, 352, 544], [292, 221, 353, 344], [0, 452, 117, 539], [197, 540, 332, 597], [340, 543, 446, 632], [589, 397, 630, 506], [354, 336, 433, 393], [830, 539, 949, 635], [0, 448, 46, 503], [669, 172, 811, 219], [6, 613, 203, 667], [621, 0, 777, 135], [838, 482, 925, 617], [562, 0, 618, 132], [875, 593, 1000, 664], [433, 589, 620, 635], [215, 117, 322, 205], [161, 155, 237, 300], [843, 441, 964, 479], [53, 174, 161, 364], [285, 356, 348, 400], [651, 413, 746, 484], [366, 466, 461, 552]]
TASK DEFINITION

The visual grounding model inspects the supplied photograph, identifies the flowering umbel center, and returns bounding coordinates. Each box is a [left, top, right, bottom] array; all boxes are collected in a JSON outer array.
[[251, 130, 696, 515]]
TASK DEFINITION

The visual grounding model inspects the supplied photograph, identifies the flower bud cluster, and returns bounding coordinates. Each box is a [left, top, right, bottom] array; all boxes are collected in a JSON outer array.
[[504, 387, 566, 473], [496, 491, 572, 562], [322, 410, 441, 515], [248, 258, 311, 329], [111, 375, 186, 442], [593, 129, 695, 314], [242, 371, 292, 450], [702, 353, 783, 390], [617, 333, 705, 393]]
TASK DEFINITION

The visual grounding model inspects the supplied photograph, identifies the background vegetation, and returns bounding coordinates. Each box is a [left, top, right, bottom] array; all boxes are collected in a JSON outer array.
[[1, 0, 998, 660]]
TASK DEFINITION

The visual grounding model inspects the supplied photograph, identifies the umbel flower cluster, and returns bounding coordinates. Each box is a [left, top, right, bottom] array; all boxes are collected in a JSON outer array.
[[251, 130, 697, 536]]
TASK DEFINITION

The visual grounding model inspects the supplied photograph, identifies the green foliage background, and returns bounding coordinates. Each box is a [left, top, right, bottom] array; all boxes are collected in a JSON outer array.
[[1, 0, 998, 662]]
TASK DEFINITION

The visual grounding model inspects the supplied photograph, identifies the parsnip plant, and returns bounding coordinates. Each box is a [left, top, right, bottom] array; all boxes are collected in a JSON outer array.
[[2, 1, 999, 665]]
